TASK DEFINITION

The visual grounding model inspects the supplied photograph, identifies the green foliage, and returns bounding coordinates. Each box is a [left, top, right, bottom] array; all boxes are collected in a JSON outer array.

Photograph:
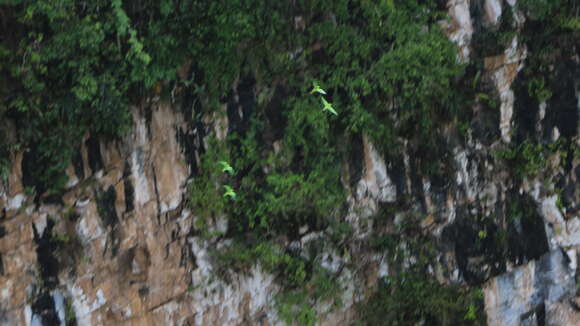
[[357, 274, 483, 326], [497, 138, 574, 179], [188, 137, 229, 225], [203, 0, 464, 244], [0, 0, 153, 194], [277, 289, 318, 326], [330, 1, 462, 145], [527, 76, 553, 103], [516, 0, 579, 108], [275, 260, 343, 325], [214, 239, 343, 324], [517, 0, 565, 21], [559, 17, 580, 30], [223, 115, 344, 234], [361, 205, 487, 325], [216, 241, 309, 286], [494, 140, 546, 177], [1, 0, 466, 194]]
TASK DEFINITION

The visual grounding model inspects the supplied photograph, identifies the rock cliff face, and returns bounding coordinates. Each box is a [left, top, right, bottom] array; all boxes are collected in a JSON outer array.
[[0, 1, 578, 325]]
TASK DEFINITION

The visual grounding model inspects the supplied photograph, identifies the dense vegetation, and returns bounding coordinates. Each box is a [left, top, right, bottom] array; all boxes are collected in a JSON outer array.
[[1, 0, 578, 324], [0, 0, 463, 193]]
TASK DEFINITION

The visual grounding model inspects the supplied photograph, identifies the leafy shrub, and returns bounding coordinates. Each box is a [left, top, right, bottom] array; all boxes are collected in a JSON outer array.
[[277, 289, 318, 326], [187, 137, 229, 226], [357, 273, 483, 326], [517, 0, 564, 21], [494, 140, 546, 177]]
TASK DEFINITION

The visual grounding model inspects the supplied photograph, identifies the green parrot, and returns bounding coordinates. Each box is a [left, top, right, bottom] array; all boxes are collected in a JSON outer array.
[[218, 161, 235, 175], [223, 185, 237, 200], [310, 82, 327, 95], [321, 97, 338, 115]]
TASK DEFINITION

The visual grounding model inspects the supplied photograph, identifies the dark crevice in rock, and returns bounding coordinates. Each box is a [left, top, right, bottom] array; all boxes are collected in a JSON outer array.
[[537, 303, 546, 326], [0, 253, 4, 275], [33, 219, 59, 288], [177, 112, 206, 178], [138, 286, 149, 297], [180, 243, 197, 269], [119, 247, 136, 277], [430, 163, 452, 194], [72, 148, 85, 181], [107, 233, 119, 258], [264, 85, 288, 142], [237, 76, 256, 131], [177, 65, 206, 177], [441, 213, 505, 285], [29, 217, 65, 324], [151, 165, 162, 223], [96, 186, 119, 229], [559, 177, 579, 218], [144, 104, 154, 139], [562, 140, 576, 173], [226, 93, 240, 135], [469, 0, 485, 33], [472, 103, 501, 145], [408, 157, 426, 212], [177, 127, 201, 177], [347, 133, 364, 190], [389, 155, 407, 200], [179, 66, 203, 124], [442, 192, 550, 285], [513, 78, 539, 143], [123, 160, 135, 213], [20, 145, 38, 192], [85, 136, 104, 174], [227, 75, 256, 138], [521, 303, 546, 326], [505, 193, 549, 265], [21, 142, 63, 203], [507, 216, 547, 264], [0, 225, 5, 237], [544, 59, 578, 140], [96, 186, 119, 256], [31, 290, 61, 326]]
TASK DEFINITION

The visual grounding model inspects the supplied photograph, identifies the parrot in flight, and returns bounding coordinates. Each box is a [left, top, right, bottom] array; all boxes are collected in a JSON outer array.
[[218, 161, 235, 175], [310, 82, 327, 95], [223, 185, 237, 200], [321, 97, 338, 116]]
